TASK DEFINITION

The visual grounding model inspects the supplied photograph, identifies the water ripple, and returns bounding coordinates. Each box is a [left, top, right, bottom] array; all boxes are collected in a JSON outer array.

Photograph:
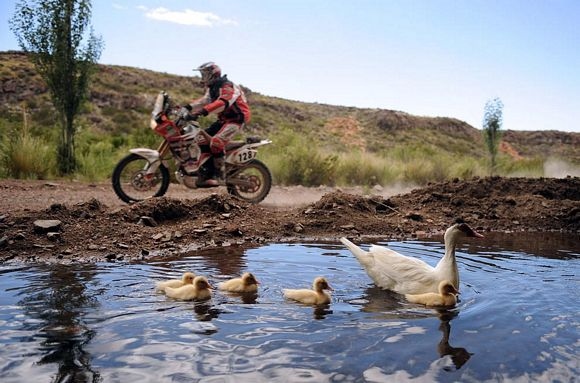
[[0, 236, 578, 382]]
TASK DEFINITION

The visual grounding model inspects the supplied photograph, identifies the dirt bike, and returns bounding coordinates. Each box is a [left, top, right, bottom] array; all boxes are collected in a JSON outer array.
[[112, 91, 272, 204]]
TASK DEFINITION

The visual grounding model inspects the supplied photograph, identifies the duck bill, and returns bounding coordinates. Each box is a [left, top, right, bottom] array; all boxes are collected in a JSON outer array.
[[469, 227, 484, 238]]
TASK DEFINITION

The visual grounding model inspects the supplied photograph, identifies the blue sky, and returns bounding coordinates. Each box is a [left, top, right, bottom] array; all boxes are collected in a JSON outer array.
[[1, 0, 579, 132]]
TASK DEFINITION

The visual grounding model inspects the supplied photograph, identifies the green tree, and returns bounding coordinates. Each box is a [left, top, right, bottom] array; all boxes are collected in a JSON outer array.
[[9, 0, 103, 174], [482, 97, 504, 175]]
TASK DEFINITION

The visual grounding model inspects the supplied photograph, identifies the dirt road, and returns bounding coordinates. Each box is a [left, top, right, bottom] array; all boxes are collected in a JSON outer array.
[[1, 177, 578, 263]]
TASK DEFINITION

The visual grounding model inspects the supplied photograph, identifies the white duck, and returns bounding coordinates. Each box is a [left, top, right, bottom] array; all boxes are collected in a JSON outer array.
[[164, 276, 212, 301], [405, 280, 458, 307], [340, 222, 483, 295], [155, 271, 196, 292], [218, 272, 260, 293], [283, 276, 332, 305]]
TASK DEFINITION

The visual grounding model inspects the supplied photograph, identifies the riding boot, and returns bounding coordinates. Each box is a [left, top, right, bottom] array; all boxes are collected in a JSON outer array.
[[195, 162, 219, 187], [214, 156, 226, 185]]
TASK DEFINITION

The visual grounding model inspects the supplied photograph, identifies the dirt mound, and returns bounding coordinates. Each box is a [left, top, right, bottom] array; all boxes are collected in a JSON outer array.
[[110, 194, 250, 223], [0, 177, 578, 264], [386, 177, 579, 232]]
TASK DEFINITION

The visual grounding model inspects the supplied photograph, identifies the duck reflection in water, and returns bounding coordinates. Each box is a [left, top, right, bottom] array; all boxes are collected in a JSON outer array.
[[359, 286, 472, 370], [223, 291, 259, 304], [313, 304, 333, 320], [190, 301, 221, 322], [358, 286, 407, 318], [437, 311, 473, 370]]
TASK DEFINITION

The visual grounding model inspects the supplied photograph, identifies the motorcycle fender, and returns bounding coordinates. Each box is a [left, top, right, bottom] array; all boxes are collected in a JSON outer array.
[[227, 140, 272, 164], [129, 148, 160, 163], [129, 148, 168, 172], [247, 139, 273, 149]]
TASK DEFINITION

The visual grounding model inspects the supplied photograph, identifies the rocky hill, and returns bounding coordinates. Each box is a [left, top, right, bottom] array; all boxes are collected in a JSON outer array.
[[1, 51, 579, 164]]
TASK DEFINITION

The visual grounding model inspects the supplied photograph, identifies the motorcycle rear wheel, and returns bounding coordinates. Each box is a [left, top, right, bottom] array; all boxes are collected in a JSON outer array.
[[112, 153, 170, 203], [227, 159, 272, 204]]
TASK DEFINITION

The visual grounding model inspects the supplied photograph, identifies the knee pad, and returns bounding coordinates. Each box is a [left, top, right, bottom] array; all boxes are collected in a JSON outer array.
[[210, 136, 226, 154]]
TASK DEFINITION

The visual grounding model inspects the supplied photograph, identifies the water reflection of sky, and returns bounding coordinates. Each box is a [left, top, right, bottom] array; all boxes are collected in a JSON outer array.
[[0, 233, 578, 382]]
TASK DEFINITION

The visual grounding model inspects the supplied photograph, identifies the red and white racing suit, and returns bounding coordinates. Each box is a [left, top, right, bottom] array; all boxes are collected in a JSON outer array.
[[188, 75, 251, 160]]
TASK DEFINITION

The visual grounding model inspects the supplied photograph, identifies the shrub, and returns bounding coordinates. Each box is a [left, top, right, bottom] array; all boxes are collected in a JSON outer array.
[[0, 125, 55, 179], [336, 151, 398, 186]]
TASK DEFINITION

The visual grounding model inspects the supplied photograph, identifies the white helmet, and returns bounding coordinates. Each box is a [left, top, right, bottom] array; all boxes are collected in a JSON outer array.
[[195, 62, 222, 86]]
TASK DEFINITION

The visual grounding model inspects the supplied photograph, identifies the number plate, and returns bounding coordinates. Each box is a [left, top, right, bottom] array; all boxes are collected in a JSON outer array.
[[234, 148, 256, 163]]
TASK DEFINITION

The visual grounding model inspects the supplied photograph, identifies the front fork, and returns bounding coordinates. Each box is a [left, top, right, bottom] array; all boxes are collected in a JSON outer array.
[[129, 141, 170, 178]]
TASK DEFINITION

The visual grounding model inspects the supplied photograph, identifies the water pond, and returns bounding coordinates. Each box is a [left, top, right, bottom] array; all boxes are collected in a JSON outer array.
[[0, 232, 578, 382]]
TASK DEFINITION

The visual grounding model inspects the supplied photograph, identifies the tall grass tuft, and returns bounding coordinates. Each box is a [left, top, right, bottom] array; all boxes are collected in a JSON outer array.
[[0, 121, 55, 179]]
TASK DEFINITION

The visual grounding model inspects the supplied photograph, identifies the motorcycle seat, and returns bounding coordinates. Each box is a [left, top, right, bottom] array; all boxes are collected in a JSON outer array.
[[225, 137, 263, 151], [225, 141, 246, 151], [246, 136, 262, 144]]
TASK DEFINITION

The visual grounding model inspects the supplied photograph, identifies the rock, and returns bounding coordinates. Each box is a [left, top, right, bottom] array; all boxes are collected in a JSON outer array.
[[405, 213, 423, 222], [47, 232, 61, 241], [294, 223, 304, 233], [117, 243, 129, 249], [229, 228, 244, 237], [138, 216, 158, 227], [33, 220, 62, 234], [0, 236, 8, 248]]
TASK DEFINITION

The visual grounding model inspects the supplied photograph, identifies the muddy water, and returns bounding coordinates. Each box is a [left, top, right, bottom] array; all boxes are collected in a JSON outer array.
[[0, 233, 578, 382]]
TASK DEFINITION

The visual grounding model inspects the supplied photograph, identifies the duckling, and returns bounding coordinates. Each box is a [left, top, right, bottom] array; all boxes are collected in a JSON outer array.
[[405, 280, 458, 307], [283, 276, 332, 305], [218, 272, 260, 293], [155, 272, 196, 292], [164, 276, 212, 301]]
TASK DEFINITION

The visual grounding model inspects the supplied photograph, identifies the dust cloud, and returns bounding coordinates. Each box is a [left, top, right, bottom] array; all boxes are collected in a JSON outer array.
[[261, 183, 417, 208], [544, 158, 580, 178]]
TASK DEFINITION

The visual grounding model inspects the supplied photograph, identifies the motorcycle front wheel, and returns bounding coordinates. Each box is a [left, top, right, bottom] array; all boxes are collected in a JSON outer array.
[[112, 153, 170, 203], [227, 159, 272, 204]]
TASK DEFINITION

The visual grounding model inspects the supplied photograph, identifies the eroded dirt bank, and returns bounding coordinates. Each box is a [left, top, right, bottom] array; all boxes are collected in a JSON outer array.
[[0, 176, 578, 263]]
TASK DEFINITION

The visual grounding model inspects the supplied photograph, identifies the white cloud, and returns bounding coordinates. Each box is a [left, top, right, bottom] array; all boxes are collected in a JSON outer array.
[[112, 3, 127, 10], [143, 7, 238, 27]]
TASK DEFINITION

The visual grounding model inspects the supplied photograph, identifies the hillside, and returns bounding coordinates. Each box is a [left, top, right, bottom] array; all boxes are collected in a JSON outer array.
[[1, 50, 579, 165]]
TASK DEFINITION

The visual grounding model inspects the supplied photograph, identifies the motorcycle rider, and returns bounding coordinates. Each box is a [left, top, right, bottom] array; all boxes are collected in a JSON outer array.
[[179, 62, 251, 187]]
